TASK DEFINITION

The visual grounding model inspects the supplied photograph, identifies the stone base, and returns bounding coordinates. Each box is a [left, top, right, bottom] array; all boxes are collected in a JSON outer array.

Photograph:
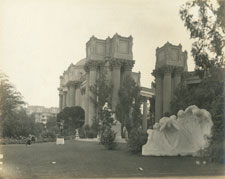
[[56, 138, 64, 145]]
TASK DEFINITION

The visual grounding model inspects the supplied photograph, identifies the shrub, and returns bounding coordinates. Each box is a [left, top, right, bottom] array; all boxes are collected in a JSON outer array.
[[127, 128, 148, 153], [86, 130, 96, 139], [78, 127, 86, 138], [41, 131, 56, 139], [100, 127, 117, 150], [0, 137, 26, 145]]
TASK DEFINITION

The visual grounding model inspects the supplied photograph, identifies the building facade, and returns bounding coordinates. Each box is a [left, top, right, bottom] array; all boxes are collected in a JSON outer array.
[[58, 34, 145, 126], [26, 105, 59, 123]]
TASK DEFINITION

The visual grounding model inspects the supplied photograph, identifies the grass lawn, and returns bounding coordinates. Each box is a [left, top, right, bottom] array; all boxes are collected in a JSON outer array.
[[0, 140, 224, 179]]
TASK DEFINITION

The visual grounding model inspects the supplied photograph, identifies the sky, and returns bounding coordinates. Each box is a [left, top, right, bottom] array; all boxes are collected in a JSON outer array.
[[0, 0, 196, 108]]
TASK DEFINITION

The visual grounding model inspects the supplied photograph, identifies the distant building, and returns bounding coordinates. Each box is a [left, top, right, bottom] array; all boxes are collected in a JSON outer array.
[[26, 106, 59, 124]]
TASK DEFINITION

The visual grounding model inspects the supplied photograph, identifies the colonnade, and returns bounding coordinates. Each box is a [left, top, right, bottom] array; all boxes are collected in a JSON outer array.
[[155, 66, 183, 122], [85, 59, 134, 125], [58, 82, 80, 112]]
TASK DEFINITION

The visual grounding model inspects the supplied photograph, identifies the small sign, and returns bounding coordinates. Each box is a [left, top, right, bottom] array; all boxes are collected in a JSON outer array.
[[56, 138, 64, 145]]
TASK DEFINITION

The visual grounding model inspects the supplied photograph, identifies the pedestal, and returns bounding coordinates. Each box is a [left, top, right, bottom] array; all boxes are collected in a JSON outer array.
[[56, 138, 64, 145]]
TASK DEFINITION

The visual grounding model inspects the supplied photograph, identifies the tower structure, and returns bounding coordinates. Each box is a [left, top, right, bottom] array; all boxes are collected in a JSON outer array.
[[153, 42, 188, 122], [58, 34, 141, 126]]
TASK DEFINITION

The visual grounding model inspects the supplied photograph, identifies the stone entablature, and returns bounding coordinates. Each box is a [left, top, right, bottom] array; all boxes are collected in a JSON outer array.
[[156, 42, 188, 71], [86, 33, 133, 61]]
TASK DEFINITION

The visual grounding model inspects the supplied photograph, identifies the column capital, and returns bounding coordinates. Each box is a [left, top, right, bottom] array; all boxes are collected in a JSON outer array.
[[141, 96, 148, 102], [174, 67, 184, 76], [163, 66, 173, 75], [67, 80, 80, 87], [152, 69, 163, 78], [62, 87, 68, 92], [84, 60, 101, 72], [110, 59, 122, 69], [123, 60, 135, 71]]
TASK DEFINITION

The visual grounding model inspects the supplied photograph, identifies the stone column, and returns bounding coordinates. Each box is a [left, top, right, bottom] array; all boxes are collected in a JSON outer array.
[[88, 64, 97, 126], [163, 67, 172, 115], [66, 86, 70, 107], [174, 68, 182, 89], [63, 90, 67, 109], [123, 60, 134, 77], [142, 97, 148, 132], [59, 93, 63, 112], [75, 87, 79, 106], [155, 71, 163, 122], [85, 74, 90, 125], [69, 84, 75, 107], [111, 60, 121, 111]]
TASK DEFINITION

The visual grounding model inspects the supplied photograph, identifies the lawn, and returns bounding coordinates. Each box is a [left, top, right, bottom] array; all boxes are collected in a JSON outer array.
[[0, 140, 224, 179]]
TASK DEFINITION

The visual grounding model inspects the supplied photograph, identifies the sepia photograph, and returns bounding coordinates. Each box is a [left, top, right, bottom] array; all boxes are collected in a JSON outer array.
[[0, 0, 225, 178]]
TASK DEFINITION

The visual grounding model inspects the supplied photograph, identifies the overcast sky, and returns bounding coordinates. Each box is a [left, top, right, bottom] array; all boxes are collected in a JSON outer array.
[[0, 0, 196, 108]]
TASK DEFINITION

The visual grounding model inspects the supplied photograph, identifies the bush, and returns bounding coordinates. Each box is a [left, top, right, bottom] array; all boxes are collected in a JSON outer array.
[[86, 130, 96, 139], [0, 137, 26, 145], [127, 128, 148, 153], [78, 127, 86, 138], [100, 127, 117, 150], [41, 131, 56, 139]]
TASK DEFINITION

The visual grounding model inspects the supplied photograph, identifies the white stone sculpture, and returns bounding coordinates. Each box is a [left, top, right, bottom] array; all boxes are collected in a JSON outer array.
[[142, 105, 213, 156]]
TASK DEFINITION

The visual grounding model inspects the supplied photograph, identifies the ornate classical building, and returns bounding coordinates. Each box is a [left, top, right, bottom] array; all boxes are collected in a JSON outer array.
[[153, 42, 201, 122], [58, 34, 148, 126]]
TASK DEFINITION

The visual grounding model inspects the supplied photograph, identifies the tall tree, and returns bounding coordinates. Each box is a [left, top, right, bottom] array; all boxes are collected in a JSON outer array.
[[116, 75, 141, 135], [57, 106, 85, 136], [89, 64, 112, 131], [0, 71, 25, 119], [180, 0, 225, 77], [178, 0, 225, 162]]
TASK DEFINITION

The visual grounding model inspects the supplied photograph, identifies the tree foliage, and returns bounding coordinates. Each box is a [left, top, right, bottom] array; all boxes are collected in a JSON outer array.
[[0, 72, 25, 119], [89, 65, 112, 133], [180, 0, 225, 76], [89, 65, 112, 116], [57, 106, 85, 136], [171, 68, 224, 162], [0, 71, 41, 138], [115, 75, 142, 134]]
